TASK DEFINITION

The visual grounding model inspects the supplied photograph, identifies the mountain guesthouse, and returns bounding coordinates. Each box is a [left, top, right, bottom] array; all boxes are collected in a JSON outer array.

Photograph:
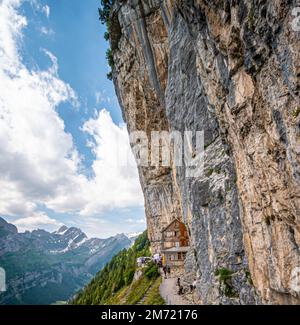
[[161, 219, 190, 268]]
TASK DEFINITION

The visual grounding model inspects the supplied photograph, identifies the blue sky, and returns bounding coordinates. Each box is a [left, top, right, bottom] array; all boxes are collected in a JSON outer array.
[[21, 0, 121, 171], [0, 0, 145, 238]]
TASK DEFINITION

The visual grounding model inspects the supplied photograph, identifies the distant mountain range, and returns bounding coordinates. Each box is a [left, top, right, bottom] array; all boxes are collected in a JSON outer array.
[[0, 217, 139, 305]]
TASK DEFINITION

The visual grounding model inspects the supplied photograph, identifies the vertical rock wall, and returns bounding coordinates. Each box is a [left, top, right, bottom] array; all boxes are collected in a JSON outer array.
[[110, 0, 300, 304]]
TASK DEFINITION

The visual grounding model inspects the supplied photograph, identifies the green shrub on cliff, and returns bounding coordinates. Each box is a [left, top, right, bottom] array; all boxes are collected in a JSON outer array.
[[98, 0, 114, 80], [105, 48, 114, 80], [98, 0, 114, 25], [144, 262, 160, 279]]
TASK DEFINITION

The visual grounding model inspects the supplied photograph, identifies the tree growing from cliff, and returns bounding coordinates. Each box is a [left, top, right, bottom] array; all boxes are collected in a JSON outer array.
[[98, 0, 114, 80], [98, 0, 113, 24]]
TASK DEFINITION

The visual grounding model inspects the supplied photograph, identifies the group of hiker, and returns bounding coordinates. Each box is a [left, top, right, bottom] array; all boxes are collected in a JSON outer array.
[[152, 253, 172, 277], [152, 253, 163, 267], [136, 256, 152, 267], [153, 253, 171, 276], [137, 253, 166, 269], [151, 253, 198, 297], [176, 277, 197, 295], [162, 264, 171, 278]]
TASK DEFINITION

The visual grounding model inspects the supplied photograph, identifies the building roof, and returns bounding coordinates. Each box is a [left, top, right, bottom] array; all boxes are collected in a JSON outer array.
[[161, 219, 182, 233], [161, 246, 190, 253]]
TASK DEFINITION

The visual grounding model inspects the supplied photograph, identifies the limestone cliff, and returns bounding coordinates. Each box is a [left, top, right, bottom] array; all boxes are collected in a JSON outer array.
[[109, 0, 300, 304]]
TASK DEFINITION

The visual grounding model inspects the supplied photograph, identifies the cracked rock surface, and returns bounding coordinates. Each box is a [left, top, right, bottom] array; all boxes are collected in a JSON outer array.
[[111, 0, 300, 304]]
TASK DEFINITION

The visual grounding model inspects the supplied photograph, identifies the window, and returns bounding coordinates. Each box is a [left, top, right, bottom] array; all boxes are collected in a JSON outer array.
[[166, 231, 173, 237], [175, 242, 180, 248], [164, 242, 172, 248]]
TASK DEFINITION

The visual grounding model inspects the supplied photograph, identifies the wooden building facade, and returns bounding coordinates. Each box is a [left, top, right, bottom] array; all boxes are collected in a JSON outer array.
[[161, 219, 190, 268]]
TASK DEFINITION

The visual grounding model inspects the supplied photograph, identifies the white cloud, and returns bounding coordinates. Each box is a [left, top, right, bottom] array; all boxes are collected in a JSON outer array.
[[14, 212, 62, 232], [40, 26, 54, 36], [0, 0, 143, 232], [95, 90, 111, 105], [42, 4, 50, 18], [126, 218, 146, 224], [78, 110, 143, 216]]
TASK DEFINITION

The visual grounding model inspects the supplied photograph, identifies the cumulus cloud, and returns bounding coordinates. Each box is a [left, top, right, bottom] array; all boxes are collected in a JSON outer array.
[[14, 212, 62, 232], [79, 110, 142, 216], [0, 0, 143, 231]]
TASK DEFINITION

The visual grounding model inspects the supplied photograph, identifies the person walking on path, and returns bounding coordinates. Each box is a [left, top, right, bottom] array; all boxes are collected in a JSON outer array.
[[167, 265, 171, 276], [190, 284, 194, 293], [178, 285, 184, 295], [163, 266, 167, 278], [190, 278, 197, 293]]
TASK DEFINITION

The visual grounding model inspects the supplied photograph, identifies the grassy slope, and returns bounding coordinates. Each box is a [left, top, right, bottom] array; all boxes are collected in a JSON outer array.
[[72, 231, 165, 305], [143, 277, 165, 305]]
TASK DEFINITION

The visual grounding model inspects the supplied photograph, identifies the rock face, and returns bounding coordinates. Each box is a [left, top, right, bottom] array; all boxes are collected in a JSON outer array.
[[110, 0, 300, 304]]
